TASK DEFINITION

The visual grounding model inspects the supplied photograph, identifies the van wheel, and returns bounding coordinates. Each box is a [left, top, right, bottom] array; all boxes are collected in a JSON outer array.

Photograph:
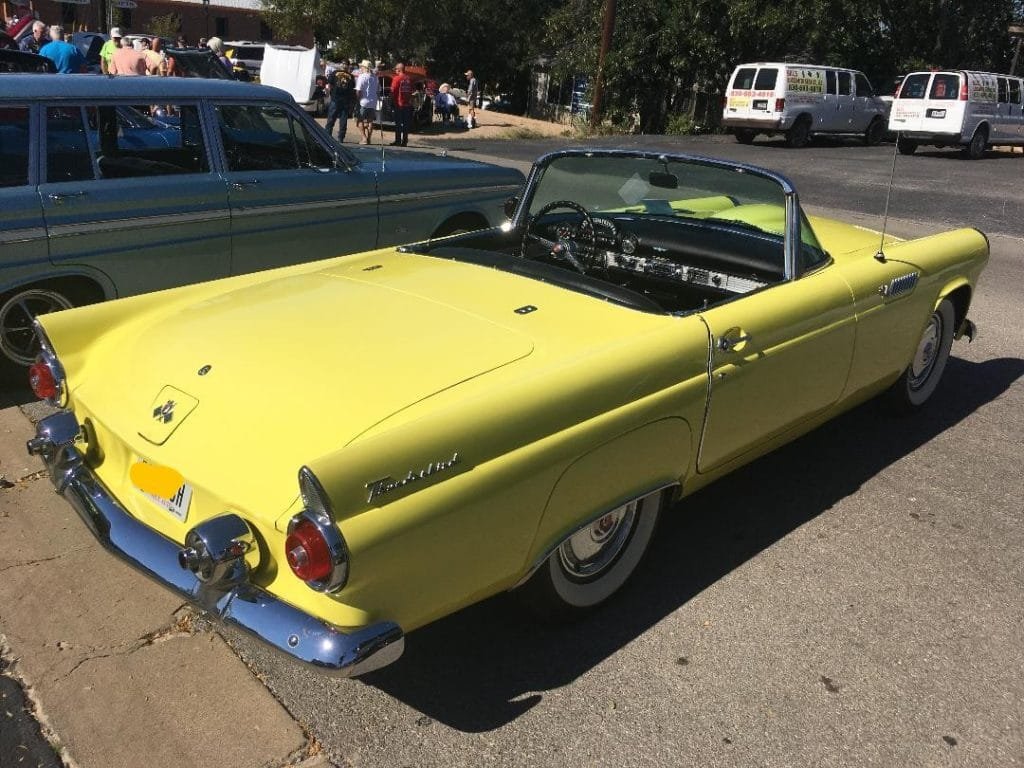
[[864, 118, 884, 146], [734, 129, 756, 144], [964, 127, 988, 160], [0, 288, 74, 367], [896, 136, 918, 155], [785, 118, 811, 148]]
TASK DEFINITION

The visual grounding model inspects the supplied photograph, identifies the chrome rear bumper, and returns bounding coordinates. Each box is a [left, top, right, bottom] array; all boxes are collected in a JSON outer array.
[[27, 412, 404, 677]]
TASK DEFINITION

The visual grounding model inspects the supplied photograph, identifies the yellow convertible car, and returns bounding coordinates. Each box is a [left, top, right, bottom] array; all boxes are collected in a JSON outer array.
[[26, 150, 988, 676]]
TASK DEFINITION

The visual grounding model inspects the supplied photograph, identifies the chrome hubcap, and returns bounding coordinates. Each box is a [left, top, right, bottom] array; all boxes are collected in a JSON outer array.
[[558, 500, 638, 580], [909, 314, 942, 389], [0, 290, 73, 366]]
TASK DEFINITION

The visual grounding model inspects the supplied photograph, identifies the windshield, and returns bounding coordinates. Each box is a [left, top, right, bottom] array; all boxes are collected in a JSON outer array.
[[528, 154, 822, 258]]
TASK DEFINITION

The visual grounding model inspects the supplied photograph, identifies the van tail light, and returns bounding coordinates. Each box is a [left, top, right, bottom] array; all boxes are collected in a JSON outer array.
[[774, 98, 785, 112], [286, 518, 334, 582], [721, 94, 727, 109], [29, 362, 58, 401], [959, 79, 968, 100]]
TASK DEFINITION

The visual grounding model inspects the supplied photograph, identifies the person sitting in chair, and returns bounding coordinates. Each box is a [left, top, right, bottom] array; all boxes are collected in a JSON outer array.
[[434, 83, 459, 123]]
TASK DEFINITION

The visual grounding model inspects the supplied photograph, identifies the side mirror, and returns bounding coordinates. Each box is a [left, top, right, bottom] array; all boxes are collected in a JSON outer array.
[[503, 196, 519, 219]]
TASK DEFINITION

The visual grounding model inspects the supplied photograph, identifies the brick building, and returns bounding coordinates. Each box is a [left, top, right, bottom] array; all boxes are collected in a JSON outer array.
[[2, 0, 311, 46]]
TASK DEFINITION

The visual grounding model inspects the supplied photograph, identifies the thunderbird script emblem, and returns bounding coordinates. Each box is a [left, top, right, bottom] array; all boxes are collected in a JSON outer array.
[[365, 452, 460, 503], [152, 400, 176, 424]]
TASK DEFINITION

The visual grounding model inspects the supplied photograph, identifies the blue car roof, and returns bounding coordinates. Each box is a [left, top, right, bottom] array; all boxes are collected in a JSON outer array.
[[0, 74, 292, 102]]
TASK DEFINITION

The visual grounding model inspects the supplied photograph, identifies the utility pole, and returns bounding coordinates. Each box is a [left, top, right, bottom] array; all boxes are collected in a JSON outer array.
[[590, 0, 616, 129], [1011, 22, 1024, 76]]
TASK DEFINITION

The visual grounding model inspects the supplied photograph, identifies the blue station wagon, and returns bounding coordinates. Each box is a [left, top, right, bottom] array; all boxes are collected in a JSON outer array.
[[0, 76, 524, 366]]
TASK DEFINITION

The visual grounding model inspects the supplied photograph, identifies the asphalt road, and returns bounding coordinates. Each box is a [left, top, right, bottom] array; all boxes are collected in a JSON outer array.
[[226, 138, 1023, 767], [4, 137, 1023, 767]]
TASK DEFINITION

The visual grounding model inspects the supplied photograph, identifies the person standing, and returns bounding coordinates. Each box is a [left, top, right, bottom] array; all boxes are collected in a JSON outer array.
[[38, 25, 85, 73], [110, 35, 147, 75], [465, 69, 479, 128], [355, 59, 379, 145], [390, 62, 413, 146], [325, 63, 355, 142], [99, 27, 122, 74], [18, 20, 46, 54]]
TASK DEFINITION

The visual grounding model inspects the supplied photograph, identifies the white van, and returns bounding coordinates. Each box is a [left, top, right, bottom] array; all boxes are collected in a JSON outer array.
[[888, 70, 1024, 159], [722, 62, 890, 147]]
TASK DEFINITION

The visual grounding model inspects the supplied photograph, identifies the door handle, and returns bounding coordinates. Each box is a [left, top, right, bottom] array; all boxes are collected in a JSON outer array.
[[717, 333, 752, 352], [228, 180, 261, 190], [47, 191, 87, 204]]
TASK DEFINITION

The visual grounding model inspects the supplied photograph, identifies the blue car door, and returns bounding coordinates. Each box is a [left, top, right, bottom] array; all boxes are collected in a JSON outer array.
[[38, 102, 232, 298], [212, 101, 379, 275]]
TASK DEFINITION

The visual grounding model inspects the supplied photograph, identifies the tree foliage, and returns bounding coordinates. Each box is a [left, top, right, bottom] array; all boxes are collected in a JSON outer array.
[[262, 0, 1021, 130]]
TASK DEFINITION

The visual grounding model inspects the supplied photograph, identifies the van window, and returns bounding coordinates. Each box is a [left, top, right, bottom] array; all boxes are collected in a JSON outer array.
[[732, 68, 757, 90], [837, 71, 852, 96], [216, 103, 333, 172], [85, 104, 210, 179], [1010, 79, 1022, 105], [753, 68, 778, 91], [826, 70, 836, 94], [929, 74, 959, 100], [0, 106, 30, 187], [997, 77, 1008, 103], [854, 73, 874, 97], [46, 106, 93, 183], [899, 73, 929, 99]]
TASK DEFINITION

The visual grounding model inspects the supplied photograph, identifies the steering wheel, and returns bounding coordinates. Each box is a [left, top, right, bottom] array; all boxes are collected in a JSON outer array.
[[521, 200, 596, 273]]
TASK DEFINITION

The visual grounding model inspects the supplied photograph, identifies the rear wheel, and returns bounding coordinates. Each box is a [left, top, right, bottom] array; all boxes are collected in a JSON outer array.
[[515, 490, 663, 619], [864, 118, 884, 146], [785, 117, 811, 148], [896, 135, 918, 155], [734, 129, 756, 144], [0, 288, 74, 366], [964, 126, 988, 160], [887, 299, 955, 410]]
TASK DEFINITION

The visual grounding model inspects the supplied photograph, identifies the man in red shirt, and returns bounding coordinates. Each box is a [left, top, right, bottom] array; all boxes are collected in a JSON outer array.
[[389, 62, 414, 147]]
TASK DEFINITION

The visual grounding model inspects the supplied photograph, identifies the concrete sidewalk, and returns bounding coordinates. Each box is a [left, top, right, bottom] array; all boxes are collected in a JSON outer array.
[[0, 405, 327, 768]]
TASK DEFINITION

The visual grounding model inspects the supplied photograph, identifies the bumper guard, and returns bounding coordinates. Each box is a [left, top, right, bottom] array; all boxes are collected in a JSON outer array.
[[27, 412, 404, 677]]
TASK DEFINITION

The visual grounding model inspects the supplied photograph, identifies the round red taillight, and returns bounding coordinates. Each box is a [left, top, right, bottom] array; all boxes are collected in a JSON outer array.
[[285, 518, 333, 582], [28, 362, 57, 401]]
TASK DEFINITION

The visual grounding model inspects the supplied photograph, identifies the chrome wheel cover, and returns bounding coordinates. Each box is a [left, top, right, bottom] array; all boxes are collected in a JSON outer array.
[[909, 313, 942, 390], [0, 289, 73, 366], [558, 500, 638, 580]]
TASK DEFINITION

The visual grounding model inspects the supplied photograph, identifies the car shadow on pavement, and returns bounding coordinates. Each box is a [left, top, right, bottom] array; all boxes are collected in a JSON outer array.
[[361, 355, 1024, 732]]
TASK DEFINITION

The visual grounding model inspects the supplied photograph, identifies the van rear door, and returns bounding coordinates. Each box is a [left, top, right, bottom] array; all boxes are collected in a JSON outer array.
[[890, 72, 965, 136], [724, 66, 779, 123]]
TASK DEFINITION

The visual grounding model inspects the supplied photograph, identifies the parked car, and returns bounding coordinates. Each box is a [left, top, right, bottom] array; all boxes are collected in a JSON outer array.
[[0, 47, 55, 73], [888, 69, 1024, 159], [165, 47, 233, 79], [70, 31, 105, 73], [25, 148, 988, 676], [722, 62, 890, 147], [0, 75, 524, 365]]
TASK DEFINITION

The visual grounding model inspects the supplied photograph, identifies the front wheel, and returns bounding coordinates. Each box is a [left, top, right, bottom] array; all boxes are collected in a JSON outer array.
[[515, 490, 663, 619], [0, 288, 74, 366], [887, 299, 955, 410]]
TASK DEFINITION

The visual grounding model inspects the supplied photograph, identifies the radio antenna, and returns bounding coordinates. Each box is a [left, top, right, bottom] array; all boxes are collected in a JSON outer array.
[[875, 134, 900, 262]]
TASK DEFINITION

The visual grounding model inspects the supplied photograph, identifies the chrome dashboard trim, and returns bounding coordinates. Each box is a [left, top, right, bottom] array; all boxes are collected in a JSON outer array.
[[27, 412, 404, 677]]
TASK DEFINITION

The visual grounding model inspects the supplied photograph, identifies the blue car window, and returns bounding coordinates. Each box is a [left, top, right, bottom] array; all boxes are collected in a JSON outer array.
[[0, 106, 30, 187], [85, 104, 209, 179], [216, 103, 331, 172], [46, 105, 94, 183]]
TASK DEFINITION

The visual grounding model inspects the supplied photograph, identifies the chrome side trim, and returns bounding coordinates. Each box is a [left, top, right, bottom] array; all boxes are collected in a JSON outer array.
[[28, 413, 404, 677], [0, 226, 47, 245], [512, 482, 679, 588], [379, 183, 522, 205], [229, 196, 378, 217], [47, 209, 231, 239]]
